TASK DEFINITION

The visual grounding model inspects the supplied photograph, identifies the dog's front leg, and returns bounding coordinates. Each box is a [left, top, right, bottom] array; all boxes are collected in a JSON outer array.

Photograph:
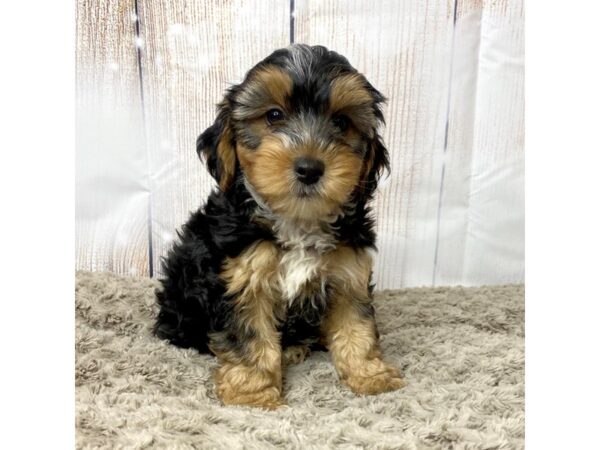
[[323, 248, 406, 395], [211, 241, 284, 409]]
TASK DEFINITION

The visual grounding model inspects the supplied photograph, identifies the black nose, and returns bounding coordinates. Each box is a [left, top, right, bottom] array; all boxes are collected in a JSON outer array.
[[294, 157, 324, 185]]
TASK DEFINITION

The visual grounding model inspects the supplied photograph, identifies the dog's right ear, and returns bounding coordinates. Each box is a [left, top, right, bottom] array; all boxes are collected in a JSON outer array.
[[196, 101, 237, 192]]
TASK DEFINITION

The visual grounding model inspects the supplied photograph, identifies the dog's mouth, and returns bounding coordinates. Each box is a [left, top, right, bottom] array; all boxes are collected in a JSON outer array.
[[244, 174, 345, 222], [294, 182, 321, 199]]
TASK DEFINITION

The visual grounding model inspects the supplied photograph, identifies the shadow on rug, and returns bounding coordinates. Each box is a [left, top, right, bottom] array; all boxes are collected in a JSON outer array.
[[75, 271, 524, 449]]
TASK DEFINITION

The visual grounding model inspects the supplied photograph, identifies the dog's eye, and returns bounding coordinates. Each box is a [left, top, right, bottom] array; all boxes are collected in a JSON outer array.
[[266, 108, 285, 124], [332, 115, 350, 132]]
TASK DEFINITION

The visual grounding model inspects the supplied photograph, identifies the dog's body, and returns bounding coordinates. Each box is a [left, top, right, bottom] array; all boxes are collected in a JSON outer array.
[[154, 44, 405, 409]]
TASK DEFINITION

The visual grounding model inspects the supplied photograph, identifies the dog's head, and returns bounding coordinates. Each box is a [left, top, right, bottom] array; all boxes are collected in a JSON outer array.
[[197, 44, 389, 220]]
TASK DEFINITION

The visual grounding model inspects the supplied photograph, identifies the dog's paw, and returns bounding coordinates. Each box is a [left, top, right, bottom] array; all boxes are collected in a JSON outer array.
[[344, 367, 407, 396], [219, 385, 285, 410]]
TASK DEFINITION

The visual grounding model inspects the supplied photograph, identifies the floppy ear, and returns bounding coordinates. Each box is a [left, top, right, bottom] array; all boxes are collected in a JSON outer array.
[[359, 133, 390, 200], [356, 81, 389, 199], [196, 101, 237, 192]]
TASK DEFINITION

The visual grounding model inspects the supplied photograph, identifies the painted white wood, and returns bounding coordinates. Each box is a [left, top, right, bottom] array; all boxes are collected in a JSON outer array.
[[461, 0, 524, 285], [434, 0, 524, 286], [75, 0, 149, 276], [75, 0, 525, 288]]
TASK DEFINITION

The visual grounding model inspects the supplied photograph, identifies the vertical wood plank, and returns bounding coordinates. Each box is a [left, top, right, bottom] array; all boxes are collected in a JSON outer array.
[[434, 0, 524, 286], [462, 0, 524, 285], [295, 0, 455, 288], [137, 0, 290, 276], [76, 0, 150, 276]]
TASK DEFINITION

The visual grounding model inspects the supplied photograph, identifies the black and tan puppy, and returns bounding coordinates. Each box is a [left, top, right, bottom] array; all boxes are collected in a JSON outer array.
[[154, 44, 405, 409]]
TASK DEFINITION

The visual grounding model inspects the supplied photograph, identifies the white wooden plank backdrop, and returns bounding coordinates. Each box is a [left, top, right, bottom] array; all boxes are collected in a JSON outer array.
[[434, 0, 524, 286], [75, 0, 150, 276], [75, 0, 524, 288]]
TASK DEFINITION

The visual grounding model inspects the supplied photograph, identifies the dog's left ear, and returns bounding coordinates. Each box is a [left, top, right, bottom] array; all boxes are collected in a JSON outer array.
[[357, 82, 389, 200], [196, 100, 237, 192], [359, 133, 390, 200]]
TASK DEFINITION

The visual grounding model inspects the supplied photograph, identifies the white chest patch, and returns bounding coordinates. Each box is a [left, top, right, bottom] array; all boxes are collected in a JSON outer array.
[[273, 219, 336, 303], [245, 178, 340, 304]]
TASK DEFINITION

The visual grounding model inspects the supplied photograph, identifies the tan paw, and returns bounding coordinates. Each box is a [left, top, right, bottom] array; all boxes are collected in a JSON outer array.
[[344, 369, 407, 396], [282, 345, 310, 365], [215, 363, 285, 410], [218, 385, 285, 410]]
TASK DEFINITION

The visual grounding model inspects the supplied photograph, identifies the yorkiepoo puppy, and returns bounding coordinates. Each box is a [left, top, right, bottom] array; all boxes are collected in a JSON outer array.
[[154, 44, 406, 409]]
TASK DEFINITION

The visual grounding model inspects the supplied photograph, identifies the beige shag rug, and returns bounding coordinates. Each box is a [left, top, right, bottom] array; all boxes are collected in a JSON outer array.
[[75, 271, 524, 449]]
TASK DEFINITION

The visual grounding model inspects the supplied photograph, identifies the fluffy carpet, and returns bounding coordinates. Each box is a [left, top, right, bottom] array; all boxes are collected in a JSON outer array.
[[75, 271, 524, 449]]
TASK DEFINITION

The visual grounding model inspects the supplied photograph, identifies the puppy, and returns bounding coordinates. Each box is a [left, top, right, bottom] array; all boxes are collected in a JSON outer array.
[[154, 44, 405, 409]]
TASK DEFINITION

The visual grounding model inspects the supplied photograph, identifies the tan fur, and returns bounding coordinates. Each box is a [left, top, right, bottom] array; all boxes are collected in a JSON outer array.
[[216, 123, 236, 191], [234, 65, 293, 117], [329, 74, 379, 138], [282, 345, 310, 366], [322, 248, 406, 395], [237, 136, 363, 221], [322, 246, 373, 292], [215, 241, 284, 408], [214, 363, 283, 410], [329, 74, 373, 112], [252, 66, 293, 109], [237, 137, 296, 214]]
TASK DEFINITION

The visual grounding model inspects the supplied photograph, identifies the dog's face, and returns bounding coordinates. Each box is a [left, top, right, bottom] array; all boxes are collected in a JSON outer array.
[[198, 44, 389, 220]]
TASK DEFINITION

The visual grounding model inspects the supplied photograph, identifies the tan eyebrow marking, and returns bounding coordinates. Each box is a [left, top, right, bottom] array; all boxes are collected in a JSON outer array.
[[234, 65, 293, 118], [329, 74, 373, 112], [252, 66, 293, 107]]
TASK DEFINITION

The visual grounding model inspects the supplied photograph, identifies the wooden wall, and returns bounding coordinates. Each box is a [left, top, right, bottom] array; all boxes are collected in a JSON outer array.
[[76, 0, 150, 276], [76, 0, 524, 288]]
